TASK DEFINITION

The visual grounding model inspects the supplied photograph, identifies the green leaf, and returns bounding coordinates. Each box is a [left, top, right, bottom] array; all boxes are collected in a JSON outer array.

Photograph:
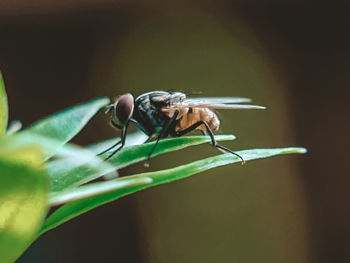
[[22, 97, 110, 155], [6, 120, 22, 135], [87, 130, 148, 153], [48, 135, 235, 193], [0, 133, 116, 183], [49, 177, 153, 206], [105, 134, 236, 169], [40, 147, 306, 235], [0, 72, 8, 135], [0, 149, 48, 263]]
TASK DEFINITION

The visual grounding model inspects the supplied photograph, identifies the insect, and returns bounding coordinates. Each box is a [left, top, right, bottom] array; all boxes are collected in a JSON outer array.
[[99, 91, 265, 163]]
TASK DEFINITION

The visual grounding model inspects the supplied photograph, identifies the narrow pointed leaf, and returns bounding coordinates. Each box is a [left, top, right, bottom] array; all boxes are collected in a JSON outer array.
[[0, 72, 8, 135], [48, 134, 235, 193], [105, 134, 236, 169], [49, 177, 153, 206], [87, 130, 148, 153], [21, 98, 109, 157], [40, 147, 306, 235], [0, 133, 116, 185]]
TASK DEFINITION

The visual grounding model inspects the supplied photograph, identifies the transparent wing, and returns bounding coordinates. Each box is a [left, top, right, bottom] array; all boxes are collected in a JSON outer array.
[[195, 104, 266, 109], [184, 97, 251, 104], [162, 104, 266, 111], [161, 97, 265, 112]]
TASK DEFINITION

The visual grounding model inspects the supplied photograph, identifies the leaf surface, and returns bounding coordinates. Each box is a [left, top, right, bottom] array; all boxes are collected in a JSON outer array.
[[40, 147, 306, 235], [49, 177, 153, 206], [0, 149, 48, 263], [48, 135, 235, 193], [22, 98, 109, 157]]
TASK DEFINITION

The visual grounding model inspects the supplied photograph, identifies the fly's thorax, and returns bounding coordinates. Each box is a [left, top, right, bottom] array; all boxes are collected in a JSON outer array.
[[176, 107, 220, 131], [133, 92, 173, 136]]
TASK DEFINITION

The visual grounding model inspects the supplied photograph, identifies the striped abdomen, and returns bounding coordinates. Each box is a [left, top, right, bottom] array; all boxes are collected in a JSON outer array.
[[175, 107, 220, 131]]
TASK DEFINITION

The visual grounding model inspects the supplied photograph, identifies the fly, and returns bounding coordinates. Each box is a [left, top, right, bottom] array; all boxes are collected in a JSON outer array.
[[98, 91, 266, 164]]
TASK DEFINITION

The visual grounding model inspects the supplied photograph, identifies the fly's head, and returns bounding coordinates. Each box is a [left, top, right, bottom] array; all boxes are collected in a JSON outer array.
[[106, 93, 134, 129]]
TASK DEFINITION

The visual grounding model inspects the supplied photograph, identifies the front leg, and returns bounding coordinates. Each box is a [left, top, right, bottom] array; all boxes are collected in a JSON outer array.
[[100, 118, 151, 161], [104, 122, 129, 161]]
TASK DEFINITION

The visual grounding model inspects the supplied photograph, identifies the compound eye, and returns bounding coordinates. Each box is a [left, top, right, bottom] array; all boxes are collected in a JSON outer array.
[[113, 93, 134, 127]]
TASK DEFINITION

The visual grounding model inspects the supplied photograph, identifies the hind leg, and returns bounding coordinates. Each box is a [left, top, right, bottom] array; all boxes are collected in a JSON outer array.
[[171, 121, 245, 164]]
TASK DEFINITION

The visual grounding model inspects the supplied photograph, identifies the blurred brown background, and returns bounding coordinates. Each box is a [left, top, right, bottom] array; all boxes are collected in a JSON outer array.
[[1, 1, 349, 263]]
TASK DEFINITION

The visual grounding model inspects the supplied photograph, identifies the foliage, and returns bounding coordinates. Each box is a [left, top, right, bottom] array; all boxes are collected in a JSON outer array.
[[0, 73, 306, 262], [0, 73, 8, 135]]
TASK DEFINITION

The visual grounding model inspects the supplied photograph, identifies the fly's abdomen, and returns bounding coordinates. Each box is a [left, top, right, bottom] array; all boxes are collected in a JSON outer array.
[[176, 107, 220, 131]]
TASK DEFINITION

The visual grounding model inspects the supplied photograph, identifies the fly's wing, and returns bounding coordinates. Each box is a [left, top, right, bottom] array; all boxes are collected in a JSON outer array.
[[184, 97, 251, 104], [192, 104, 266, 109], [161, 97, 266, 112]]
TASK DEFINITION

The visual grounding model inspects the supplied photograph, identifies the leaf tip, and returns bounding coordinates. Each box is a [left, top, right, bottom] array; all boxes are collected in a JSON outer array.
[[0, 70, 8, 135], [95, 97, 111, 107], [296, 147, 308, 154], [215, 134, 236, 141], [284, 147, 308, 154], [229, 134, 236, 140]]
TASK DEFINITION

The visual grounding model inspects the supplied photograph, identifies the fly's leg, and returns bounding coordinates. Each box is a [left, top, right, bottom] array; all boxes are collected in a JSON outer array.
[[145, 111, 180, 166], [99, 118, 150, 161], [97, 120, 122, 156], [97, 140, 122, 156], [104, 121, 130, 161], [172, 120, 245, 164]]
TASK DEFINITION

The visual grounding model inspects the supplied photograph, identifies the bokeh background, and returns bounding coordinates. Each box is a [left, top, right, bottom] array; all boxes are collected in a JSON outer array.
[[0, 1, 349, 262]]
